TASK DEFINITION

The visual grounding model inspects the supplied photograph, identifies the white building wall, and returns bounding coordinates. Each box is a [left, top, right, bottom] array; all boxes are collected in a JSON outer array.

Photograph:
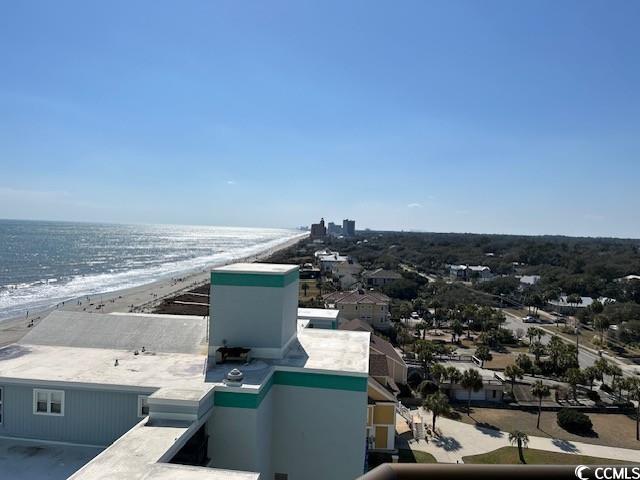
[[210, 282, 297, 356], [271, 384, 367, 480]]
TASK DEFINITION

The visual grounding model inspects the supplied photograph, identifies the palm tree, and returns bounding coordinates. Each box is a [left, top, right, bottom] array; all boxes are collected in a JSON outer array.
[[301, 282, 309, 297], [509, 430, 529, 464], [504, 364, 524, 394], [583, 366, 598, 390], [564, 368, 584, 401], [460, 368, 483, 415], [423, 391, 451, 431], [530, 341, 546, 363], [626, 378, 640, 441], [452, 320, 464, 343], [430, 363, 447, 384], [608, 364, 622, 389], [446, 366, 462, 385], [593, 315, 610, 344], [531, 380, 550, 429], [594, 358, 610, 382]]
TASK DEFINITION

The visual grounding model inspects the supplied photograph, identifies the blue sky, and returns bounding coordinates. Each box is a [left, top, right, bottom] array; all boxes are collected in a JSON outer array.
[[1, 1, 639, 237]]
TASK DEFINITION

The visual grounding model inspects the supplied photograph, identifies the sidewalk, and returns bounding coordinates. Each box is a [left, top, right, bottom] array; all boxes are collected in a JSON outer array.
[[405, 409, 640, 464]]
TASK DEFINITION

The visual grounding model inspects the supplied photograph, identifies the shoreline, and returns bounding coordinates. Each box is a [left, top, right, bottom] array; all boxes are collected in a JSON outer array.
[[0, 232, 307, 347]]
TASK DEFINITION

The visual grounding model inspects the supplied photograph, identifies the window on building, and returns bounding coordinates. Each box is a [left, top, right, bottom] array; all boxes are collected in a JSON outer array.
[[33, 389, 64, 416], [492, 390, 497, 398], [0, 387, 3, 424], [138, 395, 150, 418], [274, 474, 288, 480]]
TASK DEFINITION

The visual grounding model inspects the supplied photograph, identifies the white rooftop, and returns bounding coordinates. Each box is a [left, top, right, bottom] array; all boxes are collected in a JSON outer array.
[[70, 421, 259, 480], [297, 307, 340, 320], [212, 263, 297, 275], [0, 344, 208, 391], [441, 361, 498, 381], [205, 322, 369, 390]]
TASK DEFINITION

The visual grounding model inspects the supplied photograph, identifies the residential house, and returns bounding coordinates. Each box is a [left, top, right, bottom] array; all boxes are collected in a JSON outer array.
[[323, 289, 392, 331], [317, 252, 349, 273], [438, 361, 504, 403], [449, 265, 493, 282], [363, 268, 402, 287]]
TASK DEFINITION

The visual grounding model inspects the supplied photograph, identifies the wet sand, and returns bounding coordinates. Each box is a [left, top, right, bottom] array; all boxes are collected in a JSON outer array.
[[0, 233, 307, 347]]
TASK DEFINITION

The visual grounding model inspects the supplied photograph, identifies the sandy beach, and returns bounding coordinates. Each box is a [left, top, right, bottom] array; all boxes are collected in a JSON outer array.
[[0, 233, 307, 347]]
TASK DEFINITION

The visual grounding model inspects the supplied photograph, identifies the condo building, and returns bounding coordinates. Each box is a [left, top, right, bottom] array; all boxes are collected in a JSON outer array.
[[0, 263, 370, 480]]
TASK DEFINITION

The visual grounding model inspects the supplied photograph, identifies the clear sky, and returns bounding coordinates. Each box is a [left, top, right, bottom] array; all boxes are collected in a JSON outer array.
[[1, 1, 639, 237]]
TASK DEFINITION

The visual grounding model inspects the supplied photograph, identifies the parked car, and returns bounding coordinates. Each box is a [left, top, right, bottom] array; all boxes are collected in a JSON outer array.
[[523, 315, 538, 323]]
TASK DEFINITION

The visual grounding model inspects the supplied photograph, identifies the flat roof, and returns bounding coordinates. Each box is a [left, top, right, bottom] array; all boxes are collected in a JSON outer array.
[[0, 343, 208, 391], [297, 307, 340, 320], [0, 438, 102, 480], [70, 421, 259, 480], [205, 322, 370, 390], [441, 361, 498, 381], [20, 311, 207, 355], [212, 263, 298, 275]]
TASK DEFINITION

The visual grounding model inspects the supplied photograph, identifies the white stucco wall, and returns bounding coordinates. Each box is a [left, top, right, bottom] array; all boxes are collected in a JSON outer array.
[[210, 282, 298, 355]]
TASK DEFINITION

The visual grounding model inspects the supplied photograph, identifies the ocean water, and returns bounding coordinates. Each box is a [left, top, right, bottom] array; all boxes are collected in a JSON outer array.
[[0, 219, 304, 321]]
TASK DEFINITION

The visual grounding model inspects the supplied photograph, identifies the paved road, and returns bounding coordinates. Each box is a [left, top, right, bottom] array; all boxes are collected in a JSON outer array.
[[502, 310, 600, 369]]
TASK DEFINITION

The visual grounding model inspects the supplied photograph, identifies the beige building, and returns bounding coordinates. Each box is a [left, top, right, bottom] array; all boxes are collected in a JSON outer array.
[[363, 268, 402, 287], [323, 289, 392, 330], [341, 319, 406, 452]]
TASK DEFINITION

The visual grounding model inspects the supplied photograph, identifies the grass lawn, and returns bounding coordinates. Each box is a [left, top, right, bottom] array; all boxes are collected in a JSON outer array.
[[299, 279, 321, 301], [367, 449, 437, 469], [463, 447, 636, 465], [455, 408, 640, 451]]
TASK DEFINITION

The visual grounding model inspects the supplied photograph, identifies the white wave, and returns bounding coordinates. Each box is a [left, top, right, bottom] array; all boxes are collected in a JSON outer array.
[[0, 230, 306, 321]]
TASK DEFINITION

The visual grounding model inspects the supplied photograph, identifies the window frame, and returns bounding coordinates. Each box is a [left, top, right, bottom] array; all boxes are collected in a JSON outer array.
[[137, 395, 150, 418], [33, 388, 65, 417]]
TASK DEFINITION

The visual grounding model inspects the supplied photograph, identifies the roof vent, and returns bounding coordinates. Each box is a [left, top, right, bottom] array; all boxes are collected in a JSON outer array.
[[114, 359, 119, 367], [225, 368, 244, 386]]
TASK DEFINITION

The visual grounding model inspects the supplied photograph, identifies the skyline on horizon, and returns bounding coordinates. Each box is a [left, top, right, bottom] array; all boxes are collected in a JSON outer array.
[[1, 1, 639, 238]]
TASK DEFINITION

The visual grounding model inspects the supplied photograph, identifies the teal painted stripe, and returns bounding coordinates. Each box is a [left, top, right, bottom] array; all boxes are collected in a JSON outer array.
[[213, 371, 366, 409], [274, 371, 367, 392], [211, 270, 298, 288]]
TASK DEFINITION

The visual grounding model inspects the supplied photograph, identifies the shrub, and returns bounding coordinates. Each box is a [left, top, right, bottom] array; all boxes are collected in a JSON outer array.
[[585, 390, 599, 402], [418, 380, 439, 398], [557, 408, 593, 434], [408, 370, 424, 389]]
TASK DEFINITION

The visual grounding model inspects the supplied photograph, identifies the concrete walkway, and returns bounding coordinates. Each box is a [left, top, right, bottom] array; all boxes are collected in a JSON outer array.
[[404, 409, 640, 464]]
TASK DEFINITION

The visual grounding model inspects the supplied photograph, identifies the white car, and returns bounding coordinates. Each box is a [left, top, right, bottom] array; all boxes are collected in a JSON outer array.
[[523, 315, 538, 323]]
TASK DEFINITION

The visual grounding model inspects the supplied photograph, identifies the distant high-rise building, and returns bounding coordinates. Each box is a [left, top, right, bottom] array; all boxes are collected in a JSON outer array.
[[342, 219, 355, 237], [310, 218, 327, 239], [327, 222, 342, 236]]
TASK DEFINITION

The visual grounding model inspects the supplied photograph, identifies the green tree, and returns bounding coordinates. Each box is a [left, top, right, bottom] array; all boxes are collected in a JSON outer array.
[[594, 315, 610, 344], [452, 320, 464, 343], [627, 378, 640, 441], [515, 353, 533, 374], [564, 368, 584, 401], [509, 430, 529, 464], [430, 363, 447, 384], [474, 345, 492, 367], [504, 364, 524, 394], [547, 336, 565, 372], [583, 366, 599, 390], [423, 391, 451, 431], [461, 369, 483, 415], [594, 358, 610, 381], [446, 366, 462, 385], [531, 380, 550, 429], [608, 364, 622, 389], [530, 341, 546, 363]]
